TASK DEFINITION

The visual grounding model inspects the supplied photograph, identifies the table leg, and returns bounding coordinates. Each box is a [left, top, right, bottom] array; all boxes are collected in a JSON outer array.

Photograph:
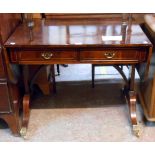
[[92, 64, 95, 88], [50, 65, 56, 94], [57, 64, 60, 75], [124, 65, 141, 137], [20, 65, 30, 138]]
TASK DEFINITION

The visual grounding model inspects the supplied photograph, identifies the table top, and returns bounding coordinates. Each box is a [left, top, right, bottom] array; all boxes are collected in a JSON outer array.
[[5, 19, 152, 48]]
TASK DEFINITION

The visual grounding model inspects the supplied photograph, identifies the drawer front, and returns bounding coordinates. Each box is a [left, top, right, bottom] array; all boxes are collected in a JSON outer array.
[[0, 83, 11, 112], [11, 49, 78, 64], [80, 49, 146, 62], [0, 49, 6, 79]]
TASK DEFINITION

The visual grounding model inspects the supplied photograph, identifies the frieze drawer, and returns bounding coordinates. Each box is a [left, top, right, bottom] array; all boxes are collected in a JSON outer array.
[[10, 49, 78, 64], [80, 49, 147, 62]]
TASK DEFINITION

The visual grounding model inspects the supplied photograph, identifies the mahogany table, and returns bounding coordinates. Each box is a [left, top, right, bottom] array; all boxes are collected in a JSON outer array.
[[4, 19, 153, 137]]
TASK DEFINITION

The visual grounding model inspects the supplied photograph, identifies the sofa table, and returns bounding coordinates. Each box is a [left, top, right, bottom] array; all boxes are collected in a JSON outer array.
[[4, 19, 153, 137]]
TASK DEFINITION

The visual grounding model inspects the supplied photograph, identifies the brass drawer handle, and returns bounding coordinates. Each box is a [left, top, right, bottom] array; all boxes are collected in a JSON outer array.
[[104, 52, 116, 59], [41, 52, 53, 60]]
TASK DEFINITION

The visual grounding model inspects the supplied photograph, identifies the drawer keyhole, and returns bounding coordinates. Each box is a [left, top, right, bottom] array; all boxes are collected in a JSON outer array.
[[104, 52, 115, 59]]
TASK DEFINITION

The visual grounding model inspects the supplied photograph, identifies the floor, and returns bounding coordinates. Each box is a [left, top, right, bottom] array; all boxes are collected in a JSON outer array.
[[0, 64, 155, 142]]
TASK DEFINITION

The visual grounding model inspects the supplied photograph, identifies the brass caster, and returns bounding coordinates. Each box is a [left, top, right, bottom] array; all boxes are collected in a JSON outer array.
[[133, 124, 141, 137], [20, 127, 27, 139]]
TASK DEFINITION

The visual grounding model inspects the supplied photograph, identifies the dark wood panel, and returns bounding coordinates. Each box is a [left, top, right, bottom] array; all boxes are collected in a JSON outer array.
[[0, 82, 11, 112], [44, 13, 122, 20], [0, 13, 22, 135], [0, 13, 21, 43], [0, 48, 6, 79], [43, 13, 148, 24]]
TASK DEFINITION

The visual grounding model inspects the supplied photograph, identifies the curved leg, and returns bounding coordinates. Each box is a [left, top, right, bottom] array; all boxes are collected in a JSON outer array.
[[20, 65, 31, 138], [124, 88, 141, 137], [20, 94, 30, 138], [129, 91, 141, 137], [129, 91, 137, 125], [114, 64, 141, 136], [124, 65, 141, 137]]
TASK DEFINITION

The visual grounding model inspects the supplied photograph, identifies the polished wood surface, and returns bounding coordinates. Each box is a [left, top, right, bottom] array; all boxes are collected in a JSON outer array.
[[4, 18, 153, 137], [5, 19, 151, 47], [0, 13, 21, 80]]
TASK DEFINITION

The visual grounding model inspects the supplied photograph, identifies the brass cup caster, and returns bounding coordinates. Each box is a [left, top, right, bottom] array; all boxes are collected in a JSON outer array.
[[133, 124, 142, 137], [20, 127, 27, 139]]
